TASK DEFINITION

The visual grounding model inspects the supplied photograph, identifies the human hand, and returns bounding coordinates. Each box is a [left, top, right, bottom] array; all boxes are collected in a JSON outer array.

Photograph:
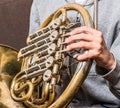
[[65, 26, 115, 71]]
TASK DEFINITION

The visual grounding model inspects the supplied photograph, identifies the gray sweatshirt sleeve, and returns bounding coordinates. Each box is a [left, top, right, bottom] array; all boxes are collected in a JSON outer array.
[[96, 58, 120, 99], [29, 0, 40, 35], [96, 28, 120, 99]]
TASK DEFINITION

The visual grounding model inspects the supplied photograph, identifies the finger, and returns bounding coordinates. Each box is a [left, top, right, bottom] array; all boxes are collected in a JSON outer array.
[[65, 33, 94, 43], [70, 26, 98, 35], [74, 50, 97, 61], [73, 51, 91, 61], [66, 41, 93, 51]]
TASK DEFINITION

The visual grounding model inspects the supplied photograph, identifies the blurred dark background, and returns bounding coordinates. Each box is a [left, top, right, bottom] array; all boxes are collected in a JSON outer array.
[[0, 0, 33, 50]]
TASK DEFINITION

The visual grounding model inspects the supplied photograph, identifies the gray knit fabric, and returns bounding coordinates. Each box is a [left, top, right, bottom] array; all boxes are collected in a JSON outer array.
[[29, 0, 120, 107]]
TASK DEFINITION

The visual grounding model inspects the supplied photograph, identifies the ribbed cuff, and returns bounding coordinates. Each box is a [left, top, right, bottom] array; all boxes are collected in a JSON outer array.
[[96, 58, 120, 86]]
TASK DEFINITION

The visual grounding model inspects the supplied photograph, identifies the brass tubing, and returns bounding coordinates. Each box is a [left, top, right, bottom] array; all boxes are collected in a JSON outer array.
[[10, 2, 98, 108]]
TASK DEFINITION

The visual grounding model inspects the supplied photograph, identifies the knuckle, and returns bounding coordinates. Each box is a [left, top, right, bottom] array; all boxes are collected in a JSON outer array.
[[97, 32, 103, 42], [98, 31, 102, 36], [97, 44, 101, 50]]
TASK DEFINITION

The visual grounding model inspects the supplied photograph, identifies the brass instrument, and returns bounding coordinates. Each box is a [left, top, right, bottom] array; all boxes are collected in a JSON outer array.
[[10, 1, 98, 108], [0, 44, 25, 108]]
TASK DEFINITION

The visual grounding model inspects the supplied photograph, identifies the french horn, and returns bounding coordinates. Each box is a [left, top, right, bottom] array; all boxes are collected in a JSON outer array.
[[10, 0, 98, 108], [0, 44, 24, 108]]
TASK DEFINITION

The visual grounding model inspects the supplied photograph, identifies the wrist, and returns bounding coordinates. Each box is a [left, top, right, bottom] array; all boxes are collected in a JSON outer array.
[[104, 52, 115, 71]]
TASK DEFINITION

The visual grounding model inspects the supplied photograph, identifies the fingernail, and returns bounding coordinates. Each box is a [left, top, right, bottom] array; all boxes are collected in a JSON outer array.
[[65, 38, 69, 43], [73, 54, 79, 58], [70, 31, 73, 35], [66, 46, 70, 51]]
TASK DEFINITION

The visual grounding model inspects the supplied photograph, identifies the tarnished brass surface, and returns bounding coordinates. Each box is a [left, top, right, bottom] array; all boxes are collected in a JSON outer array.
[[10, 1, 98, 108], [0, 44, 25, 108]]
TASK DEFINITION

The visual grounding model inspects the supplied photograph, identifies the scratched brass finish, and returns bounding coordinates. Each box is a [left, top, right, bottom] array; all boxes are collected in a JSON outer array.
[[10, 2, 98, 108]]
